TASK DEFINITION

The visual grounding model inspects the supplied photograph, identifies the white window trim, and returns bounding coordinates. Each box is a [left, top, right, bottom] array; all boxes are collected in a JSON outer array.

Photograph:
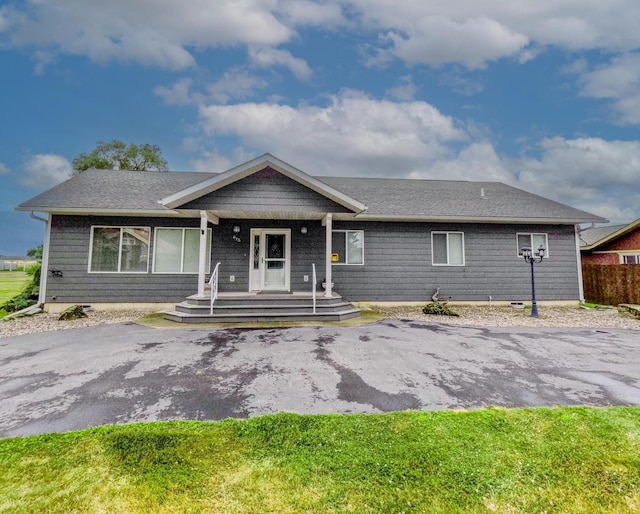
[[152, 227, 212, 274], [516, 232, 549, 258], [431, 231, 465, 266], [88, 226, 151, 274], [619, 253, 640, 264], [331, 229, 365, 266]]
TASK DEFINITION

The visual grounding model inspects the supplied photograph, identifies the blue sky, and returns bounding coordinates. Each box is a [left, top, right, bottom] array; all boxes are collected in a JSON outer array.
[[2, 0, 640, 256]]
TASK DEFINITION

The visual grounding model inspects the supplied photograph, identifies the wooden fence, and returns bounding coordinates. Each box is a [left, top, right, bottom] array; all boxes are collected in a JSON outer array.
[[582, 264, 640, 305]]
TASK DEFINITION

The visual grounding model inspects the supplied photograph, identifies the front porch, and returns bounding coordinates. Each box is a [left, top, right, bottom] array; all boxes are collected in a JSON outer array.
[[164, 291, 361, 323]]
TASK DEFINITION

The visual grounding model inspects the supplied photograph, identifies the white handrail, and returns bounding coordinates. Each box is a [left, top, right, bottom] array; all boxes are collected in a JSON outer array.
[[312, 263, 317, 314], [209, 262, 221, 314]]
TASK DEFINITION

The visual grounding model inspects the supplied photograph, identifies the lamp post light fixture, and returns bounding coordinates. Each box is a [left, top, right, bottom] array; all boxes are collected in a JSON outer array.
[[519, 244, 546, 318]]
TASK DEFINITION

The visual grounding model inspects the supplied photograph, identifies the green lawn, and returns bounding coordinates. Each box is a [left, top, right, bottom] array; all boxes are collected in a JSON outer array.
[[0, 271, 30, 304], [1, 407, 639, 513]]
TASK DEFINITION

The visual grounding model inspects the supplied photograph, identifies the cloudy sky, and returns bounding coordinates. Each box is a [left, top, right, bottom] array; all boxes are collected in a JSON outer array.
[[2, 0, 640, 255]]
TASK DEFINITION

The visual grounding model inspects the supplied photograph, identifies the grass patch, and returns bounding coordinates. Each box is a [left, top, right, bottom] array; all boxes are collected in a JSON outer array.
[[1, 407, 639, 512], [0, 272, 30, 305]]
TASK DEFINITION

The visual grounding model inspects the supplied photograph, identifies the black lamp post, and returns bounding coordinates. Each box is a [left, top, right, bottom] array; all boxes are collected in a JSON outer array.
[[519, 245, 546, 318]]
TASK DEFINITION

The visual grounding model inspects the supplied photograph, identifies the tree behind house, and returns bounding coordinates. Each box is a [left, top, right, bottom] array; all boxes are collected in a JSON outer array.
[[72, 140, 169, 173]]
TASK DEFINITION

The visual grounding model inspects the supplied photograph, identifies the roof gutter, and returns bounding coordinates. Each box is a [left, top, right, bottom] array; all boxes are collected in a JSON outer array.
[[30, 211, 48, 223]]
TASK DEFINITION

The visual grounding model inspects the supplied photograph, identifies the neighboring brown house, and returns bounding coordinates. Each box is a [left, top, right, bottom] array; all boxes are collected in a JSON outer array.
[[580, 219, 640, 264]]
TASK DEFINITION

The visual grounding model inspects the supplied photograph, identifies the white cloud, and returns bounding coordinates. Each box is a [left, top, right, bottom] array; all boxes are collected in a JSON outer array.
[[347, 0, 640, 68], [5, 0, 640, 78], [248, 47, 312, 81], [385, 16, 529, 69], [154, 78, 200, 106], [386, 75, 419, 101], [276, 0, 346, 26], [437, 68, 484, 96], [577, 53, 640, 125], [193, 91, 640, 222], [207, 68, 271, 104], [0, 162, 8, 175], [409, 141, 513, 183], [1, 0, 293, 70], [515, 137, 640, 222], [197, 90, 466, 175], [21, 154, 73, 189], [155, 70, 270, 106]]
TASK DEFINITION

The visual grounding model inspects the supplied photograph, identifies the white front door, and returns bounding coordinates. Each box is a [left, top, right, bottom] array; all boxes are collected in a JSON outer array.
[[249, 229, 291, 291]]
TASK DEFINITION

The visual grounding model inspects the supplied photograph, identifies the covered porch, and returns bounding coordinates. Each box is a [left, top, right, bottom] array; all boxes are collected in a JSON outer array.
[[163, 212, 361, 322], [158, 154, 367, 322]]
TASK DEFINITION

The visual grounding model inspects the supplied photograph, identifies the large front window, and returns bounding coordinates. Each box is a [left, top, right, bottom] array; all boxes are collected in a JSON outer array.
[[89, 227, 150, 273], [332, 230, 364, 265], [432, 232, 464, 266], [153, 228, 211, 273]]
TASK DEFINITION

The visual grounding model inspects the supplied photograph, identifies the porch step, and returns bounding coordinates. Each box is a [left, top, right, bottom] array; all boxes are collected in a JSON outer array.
[[164, 308, 361, 323], [164, 291, 361, 323]]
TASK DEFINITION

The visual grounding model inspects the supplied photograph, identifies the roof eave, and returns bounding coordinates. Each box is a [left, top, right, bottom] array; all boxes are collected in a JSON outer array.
[[580, 218, 640, 250], [15, 206, 191, 217], [349, 213, 606, 224]]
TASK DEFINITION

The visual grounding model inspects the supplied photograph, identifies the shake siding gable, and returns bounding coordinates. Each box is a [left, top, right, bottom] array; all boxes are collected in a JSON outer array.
[[179, 167, 353, 214]]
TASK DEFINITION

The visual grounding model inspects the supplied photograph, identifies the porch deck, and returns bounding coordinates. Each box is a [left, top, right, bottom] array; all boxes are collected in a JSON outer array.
[[164, 291, 361, 323]]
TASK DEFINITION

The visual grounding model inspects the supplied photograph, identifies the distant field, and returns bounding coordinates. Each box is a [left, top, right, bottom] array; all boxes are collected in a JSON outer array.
[[0, 271, 30, 303]]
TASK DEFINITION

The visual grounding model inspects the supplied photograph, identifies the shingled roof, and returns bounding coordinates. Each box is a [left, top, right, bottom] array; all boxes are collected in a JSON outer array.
[[579, 219, 640, 249], [17, 155, 606, 224]]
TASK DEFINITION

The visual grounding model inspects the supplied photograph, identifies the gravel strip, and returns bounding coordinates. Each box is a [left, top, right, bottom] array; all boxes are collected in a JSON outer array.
[[1, 305, 638, 339], [0, 310, 155, 339], [379, 305, 640, 329]]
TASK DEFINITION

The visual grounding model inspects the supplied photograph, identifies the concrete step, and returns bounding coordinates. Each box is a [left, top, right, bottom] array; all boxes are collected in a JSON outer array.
[[175, 301, 356, 315], [185, 293, 343, 307], [164, 308, 361, 323]]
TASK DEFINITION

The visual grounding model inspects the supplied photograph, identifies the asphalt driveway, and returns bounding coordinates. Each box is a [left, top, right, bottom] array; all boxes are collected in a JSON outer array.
[[1, 319, 639, 437]]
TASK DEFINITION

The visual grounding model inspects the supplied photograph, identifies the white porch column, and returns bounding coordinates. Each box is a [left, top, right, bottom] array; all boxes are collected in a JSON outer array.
[[324, 213, 333, 298], [197, 210, 208, 297]]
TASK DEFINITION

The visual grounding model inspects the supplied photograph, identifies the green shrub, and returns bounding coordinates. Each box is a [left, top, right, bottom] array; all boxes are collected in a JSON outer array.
[[422, 301, 459, 316]]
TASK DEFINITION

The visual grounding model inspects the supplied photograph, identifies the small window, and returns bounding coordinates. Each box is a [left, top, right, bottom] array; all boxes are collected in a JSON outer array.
[[89, 226, 150, 273], [432, 232, 464, 266], [331, 230, 364, 265], [517, 233, 548, 257], [153, 228, 211, 274], [621, 254, 640, 264]]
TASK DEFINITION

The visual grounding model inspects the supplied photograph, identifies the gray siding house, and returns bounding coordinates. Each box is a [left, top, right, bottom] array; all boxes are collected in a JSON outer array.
[[18, 153, 605, 320]]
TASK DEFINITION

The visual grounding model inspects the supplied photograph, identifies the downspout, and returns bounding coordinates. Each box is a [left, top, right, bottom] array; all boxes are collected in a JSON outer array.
[[574, 225, 585, 303], [30, 212, 51, 306]]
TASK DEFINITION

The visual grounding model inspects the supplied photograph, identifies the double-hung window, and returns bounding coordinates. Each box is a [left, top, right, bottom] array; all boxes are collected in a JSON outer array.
[[517, 233, 548, 257], [432, 232, 464, 266], [153, 228, 211, 273], [331, 230, 364, 265], [89, 227, 150, 273]]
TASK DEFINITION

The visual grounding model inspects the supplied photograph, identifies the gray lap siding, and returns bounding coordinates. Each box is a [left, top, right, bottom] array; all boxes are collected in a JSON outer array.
[[45, 215, 202, 303], [331, 222, 579, 302], [45, 215, 580, 304]]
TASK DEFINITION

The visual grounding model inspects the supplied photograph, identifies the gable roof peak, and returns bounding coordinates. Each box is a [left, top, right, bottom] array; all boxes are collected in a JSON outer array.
[[161, 153, 367, 213]]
